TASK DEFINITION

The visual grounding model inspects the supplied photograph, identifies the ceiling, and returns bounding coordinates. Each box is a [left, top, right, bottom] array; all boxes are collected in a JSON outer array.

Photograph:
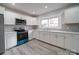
[[1, 3, 71, 17]]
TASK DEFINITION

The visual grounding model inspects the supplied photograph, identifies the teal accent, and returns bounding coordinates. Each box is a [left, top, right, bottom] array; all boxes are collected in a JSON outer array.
[[17, 38, 28, 46]]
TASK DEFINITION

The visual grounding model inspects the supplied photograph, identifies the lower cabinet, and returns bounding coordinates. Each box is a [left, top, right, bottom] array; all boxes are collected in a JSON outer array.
[[28, 30, 34, 40], [49, 32, 65, 48], [65, 34, 79, 52], [32, 31, 65, 48], [32, 31, 40, 40], [39, 31, 49, 43], [5, 32, 17, 49], [32, 31, 79, 53], [49, 32, 57, 45], [56, 33, 65, 48]]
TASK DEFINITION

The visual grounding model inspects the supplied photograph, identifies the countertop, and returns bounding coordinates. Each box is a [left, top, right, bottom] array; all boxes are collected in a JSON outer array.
[[35, 29, 79, 35]]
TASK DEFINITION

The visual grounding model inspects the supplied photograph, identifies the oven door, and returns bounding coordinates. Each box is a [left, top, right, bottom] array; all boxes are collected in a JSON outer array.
[[17, 32, 28, 46]]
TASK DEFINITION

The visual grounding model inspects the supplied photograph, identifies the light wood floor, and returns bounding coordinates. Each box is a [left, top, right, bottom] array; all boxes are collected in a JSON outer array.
[[3, 39, 76, 55]]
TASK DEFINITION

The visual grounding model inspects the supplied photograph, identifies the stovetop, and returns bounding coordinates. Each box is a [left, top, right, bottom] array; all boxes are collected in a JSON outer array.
[[14, 29, 25, 32]]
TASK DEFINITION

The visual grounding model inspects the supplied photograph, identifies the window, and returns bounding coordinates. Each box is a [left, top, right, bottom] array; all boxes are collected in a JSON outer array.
[[49, 17, 58, 27], [41, 19, 48, 28], [41, 17, 61, 29]]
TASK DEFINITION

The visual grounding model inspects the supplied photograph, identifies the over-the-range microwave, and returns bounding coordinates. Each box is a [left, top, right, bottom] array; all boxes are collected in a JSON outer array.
[[15, 18, 26, 25]]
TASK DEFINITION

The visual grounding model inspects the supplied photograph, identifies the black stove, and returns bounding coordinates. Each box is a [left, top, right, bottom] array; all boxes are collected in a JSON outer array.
[[14, 29, 28, 46]]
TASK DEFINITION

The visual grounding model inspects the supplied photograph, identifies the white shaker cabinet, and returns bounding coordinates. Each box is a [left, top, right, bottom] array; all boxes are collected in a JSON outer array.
[[38, 31, 45, 41], [4, 10, 37, 25], [31, 17, 38, 25], [4, 10, 16, 25], [31, 30, 79, 53], [49, 32, 65, 48], [32, 31, 40, 40], [56, 33, 65, 48], [28, 30, 34, 40], [49, 32, 57, 45], [15, 13, 22, 19], [0, 6, 5, 14], [27, 17, 38, 25], [15, 14, 26, 20], [39, 31, 49, 43], [64, 6, 79, 24], [65, 34, 79, 52], [5, 32, 17, 49], [26, 17, 32, 25]]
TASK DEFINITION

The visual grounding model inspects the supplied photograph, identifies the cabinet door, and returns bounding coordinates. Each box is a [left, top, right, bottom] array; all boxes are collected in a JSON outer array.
[[4, 11, 15, 25], [27, 17, 32, 25], [15, 13, 22, 19], [21, 15, 27, 20], [31, 18, 37, 25], [56, 33, 65, 48], [27, 17, 37, 25], [49, 32, 57, 45], [32, 31, 39, 39], [0, 6, 5, 14], [64, 6, 79, 24], [65, 34, 79, 52], [39, 31, 49, 43], [39, 31, 45, 41], [43, 31, 50, 43], [28, 30, 35, 40], [5, 32, 17, 49]]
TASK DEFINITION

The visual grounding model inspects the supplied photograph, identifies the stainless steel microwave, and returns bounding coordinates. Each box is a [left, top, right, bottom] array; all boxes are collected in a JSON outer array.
[[15, 18, 26, 25]]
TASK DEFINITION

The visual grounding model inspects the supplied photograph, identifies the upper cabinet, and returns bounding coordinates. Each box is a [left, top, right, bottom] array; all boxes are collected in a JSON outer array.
[[26, 17, 38, 25], [0, 6, 5, 14], [4, 10, 16, 25], [64, 6, 79, 24], [15, 13, 21, 19], [4, 10, 38, 25]]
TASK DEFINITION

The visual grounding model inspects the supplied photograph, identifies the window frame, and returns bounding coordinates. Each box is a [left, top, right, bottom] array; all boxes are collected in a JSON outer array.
[[40, 16, 62, 29]]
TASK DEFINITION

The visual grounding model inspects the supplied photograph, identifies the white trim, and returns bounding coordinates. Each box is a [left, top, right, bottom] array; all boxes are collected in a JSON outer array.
[[40, 16, 62, 29]]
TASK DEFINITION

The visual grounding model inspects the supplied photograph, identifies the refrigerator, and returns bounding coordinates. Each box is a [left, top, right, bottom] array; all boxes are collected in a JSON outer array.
[[0, 14, 5, 54]]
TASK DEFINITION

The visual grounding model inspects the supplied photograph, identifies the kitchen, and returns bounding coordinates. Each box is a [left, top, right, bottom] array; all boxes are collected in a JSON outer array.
[[0, 3, 79, 55]]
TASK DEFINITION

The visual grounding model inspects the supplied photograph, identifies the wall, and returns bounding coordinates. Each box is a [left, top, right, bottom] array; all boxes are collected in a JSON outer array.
[[4, 25, 37, 32], [37, 9, 64, 29], [37, 4, 79, 32]]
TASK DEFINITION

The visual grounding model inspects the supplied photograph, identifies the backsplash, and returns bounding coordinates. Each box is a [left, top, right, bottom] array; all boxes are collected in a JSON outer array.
[[4, 25, 25, 32], [62, 24, 79, 32], [4, 25, 38, 32]]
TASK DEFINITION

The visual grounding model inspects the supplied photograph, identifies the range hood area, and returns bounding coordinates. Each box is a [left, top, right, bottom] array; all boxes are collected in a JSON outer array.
[[15, 18, 26, 25]]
